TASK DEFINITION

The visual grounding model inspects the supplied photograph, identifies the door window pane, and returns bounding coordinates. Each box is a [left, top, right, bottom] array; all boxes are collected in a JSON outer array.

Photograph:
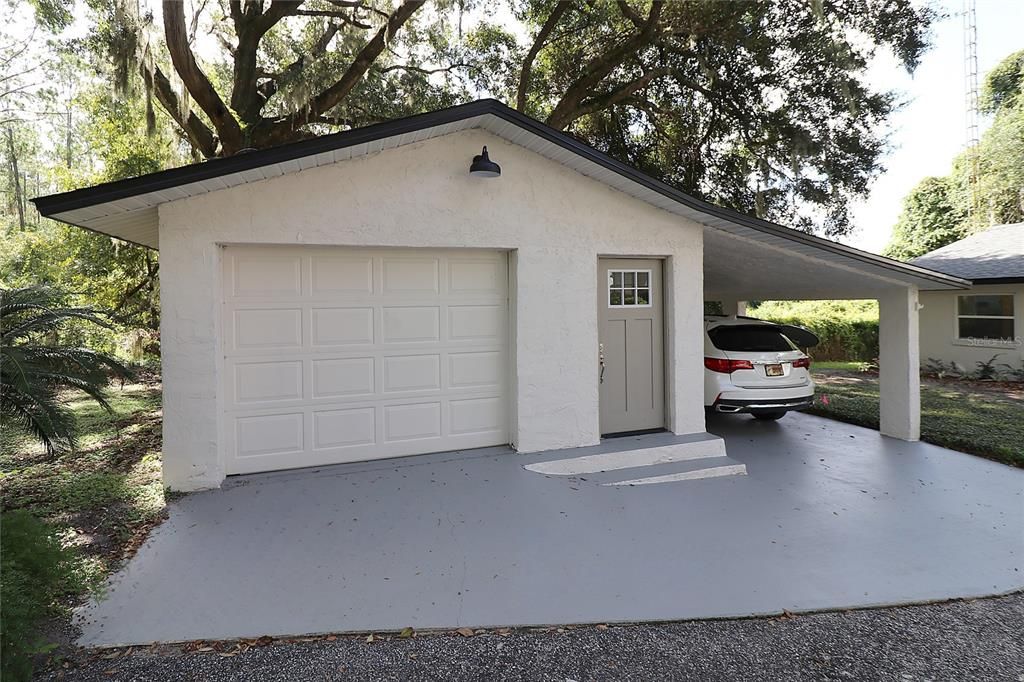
[[607, 269, 654, 307]]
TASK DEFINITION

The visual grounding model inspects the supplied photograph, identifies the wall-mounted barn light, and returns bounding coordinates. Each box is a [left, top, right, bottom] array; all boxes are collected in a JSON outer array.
[[469, 146, 501, 177]]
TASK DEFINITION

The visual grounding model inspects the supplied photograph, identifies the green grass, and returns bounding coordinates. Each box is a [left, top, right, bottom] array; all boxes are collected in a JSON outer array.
[[810, 370, 1024, 467], [0, 381, 166, 576]]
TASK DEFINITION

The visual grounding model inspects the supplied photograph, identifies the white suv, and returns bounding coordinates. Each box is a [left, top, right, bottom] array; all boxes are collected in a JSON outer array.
[[704, 316, 816, 421]]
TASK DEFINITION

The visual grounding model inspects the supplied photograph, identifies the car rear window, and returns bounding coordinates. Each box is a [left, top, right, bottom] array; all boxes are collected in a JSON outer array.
[[708, 325, 797, 352]]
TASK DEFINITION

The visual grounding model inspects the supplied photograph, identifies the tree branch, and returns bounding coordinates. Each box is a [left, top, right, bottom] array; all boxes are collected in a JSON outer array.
[[516, 1, 571, 112], [257, 21, 342, 104], [377, 62, 468, 75], [148, 63, 218, 158], [546, 0, 664, 129], [293, 9, 372, 27], [163, 0, 243, 154], [230, 1, 306, 125], [570, 67, 671, 119], [287, 0, 426, 126]]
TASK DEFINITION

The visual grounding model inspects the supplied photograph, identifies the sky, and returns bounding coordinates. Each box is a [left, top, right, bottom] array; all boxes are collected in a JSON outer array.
[[845, 0, 1023, 254]]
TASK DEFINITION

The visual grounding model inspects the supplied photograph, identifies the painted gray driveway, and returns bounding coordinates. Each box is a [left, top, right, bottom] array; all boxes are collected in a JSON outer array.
[[48, 593, 1024, 681], [76, 413, 1024, 647]]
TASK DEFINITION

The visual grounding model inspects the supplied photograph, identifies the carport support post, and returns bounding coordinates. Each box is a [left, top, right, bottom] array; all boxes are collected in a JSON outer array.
[[878, 287, 921, 441]]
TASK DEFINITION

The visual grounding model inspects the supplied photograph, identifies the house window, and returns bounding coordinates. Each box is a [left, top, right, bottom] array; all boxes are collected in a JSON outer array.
[[957, 294, 1015, 340], [608, 270, 652, 307]]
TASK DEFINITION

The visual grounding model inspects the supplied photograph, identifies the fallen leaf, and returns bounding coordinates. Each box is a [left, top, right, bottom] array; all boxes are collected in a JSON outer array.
[[595, 624, 609, 630], [455, 627, 475, 637], [326, 635, 337, 642], [398, 627, 414, 639], [366, 633, 375, 643]]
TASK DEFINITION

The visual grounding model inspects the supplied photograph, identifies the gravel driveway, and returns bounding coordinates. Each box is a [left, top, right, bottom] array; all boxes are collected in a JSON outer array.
[[43, 592, 1024, 681]]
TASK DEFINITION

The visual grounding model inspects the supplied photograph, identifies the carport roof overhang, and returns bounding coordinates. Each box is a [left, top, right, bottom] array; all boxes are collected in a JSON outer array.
[[32, 98, 967, 294]]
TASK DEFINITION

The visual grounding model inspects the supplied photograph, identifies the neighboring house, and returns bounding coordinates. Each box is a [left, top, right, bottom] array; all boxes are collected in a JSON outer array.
[[33, 100, 966, 490], [911, 223, 1024, 371]]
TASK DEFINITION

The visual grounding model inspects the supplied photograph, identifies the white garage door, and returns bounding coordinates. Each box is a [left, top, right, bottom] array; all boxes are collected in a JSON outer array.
[[221, 246, 509, 475]]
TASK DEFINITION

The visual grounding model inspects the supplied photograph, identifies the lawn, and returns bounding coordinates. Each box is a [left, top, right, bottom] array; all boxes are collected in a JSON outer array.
[[809, 368, 1024, 467], [0, 378, 166, 583]]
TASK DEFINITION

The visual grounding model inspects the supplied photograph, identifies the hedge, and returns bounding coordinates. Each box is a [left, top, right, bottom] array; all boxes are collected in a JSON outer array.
[[747, 300, 880, 362]]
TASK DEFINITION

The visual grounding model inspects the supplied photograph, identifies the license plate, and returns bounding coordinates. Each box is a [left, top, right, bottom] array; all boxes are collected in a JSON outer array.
[[765, 363, 784, 377]]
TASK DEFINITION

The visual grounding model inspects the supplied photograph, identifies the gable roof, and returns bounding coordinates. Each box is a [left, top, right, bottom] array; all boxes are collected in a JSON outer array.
[[32, 98, 967, 291], [910, 223, 1024, 283]]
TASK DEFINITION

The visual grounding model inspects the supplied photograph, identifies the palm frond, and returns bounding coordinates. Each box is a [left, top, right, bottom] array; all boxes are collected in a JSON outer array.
[[0, 285, 135, 459]]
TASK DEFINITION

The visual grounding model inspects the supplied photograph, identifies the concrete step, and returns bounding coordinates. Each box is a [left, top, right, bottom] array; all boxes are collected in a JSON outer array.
[[523, 433, 726, 476], [596, 456, 747, 486]]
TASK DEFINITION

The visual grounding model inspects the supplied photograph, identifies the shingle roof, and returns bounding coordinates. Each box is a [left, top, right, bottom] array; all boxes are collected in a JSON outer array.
[[910, 223, 1024, 282]]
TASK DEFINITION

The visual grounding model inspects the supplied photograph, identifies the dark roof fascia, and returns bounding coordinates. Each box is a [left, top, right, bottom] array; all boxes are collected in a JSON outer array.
[[968, 277, 1024, 285], [33, 98, 968, 289], [31, 99, 499, 216]]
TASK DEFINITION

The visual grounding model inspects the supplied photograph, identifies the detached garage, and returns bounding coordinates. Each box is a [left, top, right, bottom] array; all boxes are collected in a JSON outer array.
[[33, 99, 966, 490]]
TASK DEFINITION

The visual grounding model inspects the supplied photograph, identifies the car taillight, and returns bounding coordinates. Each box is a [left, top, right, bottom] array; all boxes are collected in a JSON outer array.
[[704, 357, 755, 373], [792, 358, 811, 369]]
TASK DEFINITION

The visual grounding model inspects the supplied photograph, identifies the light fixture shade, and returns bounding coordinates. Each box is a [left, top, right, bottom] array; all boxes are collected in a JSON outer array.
[[469, 146, 501, 177]]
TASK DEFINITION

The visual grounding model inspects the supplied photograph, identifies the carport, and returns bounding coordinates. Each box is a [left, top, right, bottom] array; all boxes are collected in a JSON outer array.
[[702, 222, 971, 440]]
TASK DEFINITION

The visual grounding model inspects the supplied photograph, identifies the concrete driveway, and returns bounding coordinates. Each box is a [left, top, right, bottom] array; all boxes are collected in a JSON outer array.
[[76, 413, 1024, 647]]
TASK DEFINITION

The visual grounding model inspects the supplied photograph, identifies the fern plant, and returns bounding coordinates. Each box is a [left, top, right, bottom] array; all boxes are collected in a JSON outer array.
[[1, 286, 131, 457], [972, 354, 1003, 381]]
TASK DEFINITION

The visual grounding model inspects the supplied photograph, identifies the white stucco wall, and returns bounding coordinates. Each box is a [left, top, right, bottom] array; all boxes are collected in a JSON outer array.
[[878, 287, 921, 441], [919, 283, 1024, 371], [158, 129, 707, 490]]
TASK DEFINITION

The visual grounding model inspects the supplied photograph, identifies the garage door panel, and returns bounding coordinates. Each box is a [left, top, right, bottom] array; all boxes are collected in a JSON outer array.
[[222, 246, 507, 475], [232, 308, 303, 350], [382, 354, 441, 392], [449, 351, 503, 389], [231, 254, 302, 298], [381, 306, 440, 343], [382, 257, 440, 294], [234, 361, 303, 403], [313, 407, 375, 449], [449, 305, 504, 341], [449, 258, 505, 294], [236, 413, 304, 458], [450, 397, 504, 435], [311, 307, 374, 346], [310, 255, 373, 295], [311, 357, 375, 398], [384, 402, 442, 442]]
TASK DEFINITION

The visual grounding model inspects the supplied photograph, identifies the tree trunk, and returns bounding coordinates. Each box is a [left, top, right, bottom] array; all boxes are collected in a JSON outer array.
[[5, 127, 25, 230]]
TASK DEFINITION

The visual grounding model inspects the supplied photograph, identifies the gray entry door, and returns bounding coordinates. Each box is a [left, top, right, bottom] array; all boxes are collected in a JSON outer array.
[[598, 258, 665, 435]]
